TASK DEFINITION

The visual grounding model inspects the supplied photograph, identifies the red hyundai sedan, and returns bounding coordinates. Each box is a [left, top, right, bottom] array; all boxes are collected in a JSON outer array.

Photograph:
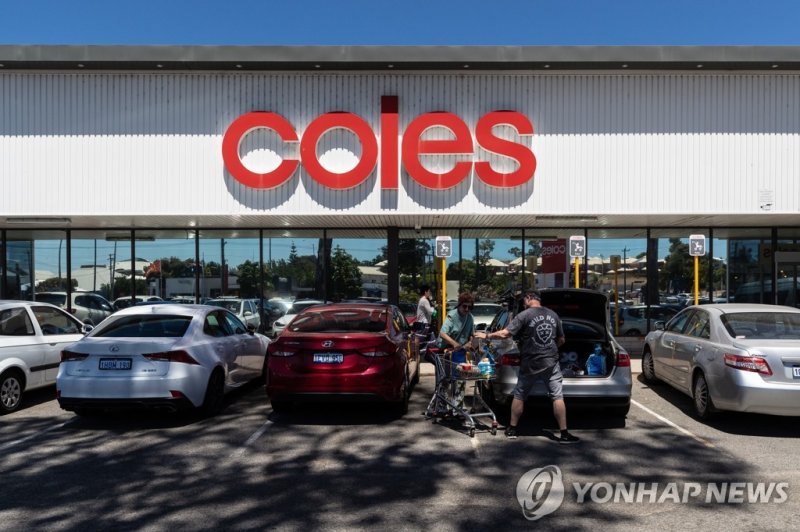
[[266, 303, 420, 416]]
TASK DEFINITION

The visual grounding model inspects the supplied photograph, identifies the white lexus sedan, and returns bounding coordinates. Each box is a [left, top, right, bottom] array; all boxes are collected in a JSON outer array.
[[57, 304, 271, 416]]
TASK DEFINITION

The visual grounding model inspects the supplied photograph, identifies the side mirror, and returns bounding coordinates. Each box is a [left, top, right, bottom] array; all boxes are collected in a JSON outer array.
[[247, 323, 256, 334], [654, 321, 665, 331], [475, 323, 487, 332], [82, 324, 94, 334], [244, 310, 252, 317]]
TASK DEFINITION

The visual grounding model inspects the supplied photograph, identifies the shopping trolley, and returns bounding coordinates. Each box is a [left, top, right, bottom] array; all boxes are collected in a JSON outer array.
[[423, 340, 499, 437]]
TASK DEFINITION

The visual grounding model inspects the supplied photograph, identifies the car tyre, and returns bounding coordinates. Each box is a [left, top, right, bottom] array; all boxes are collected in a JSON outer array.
[[270, 399, 292, 414], [641, 349, 658, 384], [692, 372, 715, 420], [200, 369, 226, 417], [625, 329, 641, 337], [391, 374, 410, 418], [0, 369, 24, 414]]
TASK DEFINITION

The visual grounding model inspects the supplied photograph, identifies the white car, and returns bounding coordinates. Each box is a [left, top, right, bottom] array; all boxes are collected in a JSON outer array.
[[112, 295, 164, 311], [57, 304, 271, 416], [269, 299, 326, 337], [205, 297, 261, 331], [35, 291, 114, 325], [0, 300, 90, 413]]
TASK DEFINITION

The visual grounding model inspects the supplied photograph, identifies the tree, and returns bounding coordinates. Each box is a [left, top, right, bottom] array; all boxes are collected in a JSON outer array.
[[36, 277, 77, 292], [329, 245, 362, 300], [235, 260, 266, 298]]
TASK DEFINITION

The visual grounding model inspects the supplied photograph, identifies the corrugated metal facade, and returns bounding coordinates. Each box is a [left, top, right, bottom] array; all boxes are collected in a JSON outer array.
[[1, 71, 799, 228]]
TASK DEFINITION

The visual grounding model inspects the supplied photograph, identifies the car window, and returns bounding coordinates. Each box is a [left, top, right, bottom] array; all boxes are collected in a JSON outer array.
[[290, 308, 387, 333], [720, 311, 800, 339], [93, 315, 192, 337], [223, 311, 247, 334], [91, 295, 113, 312], [203, 313, 229, 337], [36, 293, 67, 306], [75, 295, 90, 308], [207, 300, 242, 313], [666, 309, 694, 334], [684, 310, 710, 339], [31, 306, 82, 335], [0, 307, 35, 336]]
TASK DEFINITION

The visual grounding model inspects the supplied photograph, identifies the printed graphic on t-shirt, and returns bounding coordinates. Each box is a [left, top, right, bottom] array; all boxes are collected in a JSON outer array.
[[529, 314, 558, 349]]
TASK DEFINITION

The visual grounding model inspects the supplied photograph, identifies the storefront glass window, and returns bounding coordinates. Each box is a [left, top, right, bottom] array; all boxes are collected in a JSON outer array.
[[714, 229, 773, 306], [262, 230, 324, 302], [459, 230, 522, 301], [133, 231, 200, 303], [198, 230, 260, 301], [6, 230, 67, 301], [328, 229, 387, 302], [399, 229, 461, 316], [70, 230, 132, 303]]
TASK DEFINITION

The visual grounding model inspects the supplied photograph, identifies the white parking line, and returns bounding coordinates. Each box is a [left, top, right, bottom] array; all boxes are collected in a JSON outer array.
[[0, 421, 70, 453], [233, 419, 274, 458], [631, 399, 716, 449]]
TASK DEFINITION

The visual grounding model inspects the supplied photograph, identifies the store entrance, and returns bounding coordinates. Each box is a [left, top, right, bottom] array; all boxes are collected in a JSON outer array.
[[774, 252, 800, 308]]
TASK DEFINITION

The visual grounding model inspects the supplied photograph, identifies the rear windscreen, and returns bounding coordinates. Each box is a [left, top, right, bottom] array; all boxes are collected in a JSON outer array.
[[35, 293, 66, 306], [207, 300, 241, 313], [289, 309, 387, 333], [721, 312, 800, 339], [94, 315, 192, 337]]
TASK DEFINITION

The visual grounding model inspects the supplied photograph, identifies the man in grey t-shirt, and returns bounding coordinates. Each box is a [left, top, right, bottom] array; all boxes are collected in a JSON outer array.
[[477, 289, 579, 443]]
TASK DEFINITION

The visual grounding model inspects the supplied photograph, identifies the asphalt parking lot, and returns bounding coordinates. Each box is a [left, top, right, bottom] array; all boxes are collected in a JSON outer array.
[[1, 363, 798, 531]]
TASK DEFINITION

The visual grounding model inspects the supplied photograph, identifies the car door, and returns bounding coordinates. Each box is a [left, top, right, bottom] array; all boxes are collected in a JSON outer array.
[[0, 307, 43, 388], [29, 305, 86, 383], [203, 310, 239, 386], [672, 309, 712, 393], [392, 307, 418, 378], [654, 309, 695, 387], [222, 310, 264, 381]]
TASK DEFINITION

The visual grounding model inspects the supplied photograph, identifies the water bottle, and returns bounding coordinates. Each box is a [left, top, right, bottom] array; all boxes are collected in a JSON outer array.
[[587, 343, 606, 376], [478, 358, 494, 377]]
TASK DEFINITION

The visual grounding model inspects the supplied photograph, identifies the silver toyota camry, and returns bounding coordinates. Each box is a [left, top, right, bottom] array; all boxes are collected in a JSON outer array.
[[643, 303, 800, 419]]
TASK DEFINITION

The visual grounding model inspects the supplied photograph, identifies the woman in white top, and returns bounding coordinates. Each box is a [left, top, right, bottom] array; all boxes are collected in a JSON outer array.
[[416, 284, 434, 325]]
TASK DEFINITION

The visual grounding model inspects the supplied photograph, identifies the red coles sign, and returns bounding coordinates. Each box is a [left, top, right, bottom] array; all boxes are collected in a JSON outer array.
[[540, 240, 568, 274], [222, 96, 536, 191]]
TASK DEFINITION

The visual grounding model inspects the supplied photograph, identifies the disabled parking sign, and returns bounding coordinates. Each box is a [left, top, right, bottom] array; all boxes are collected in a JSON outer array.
[[435, 236, 452, 258], [689, 235, 706, 256]]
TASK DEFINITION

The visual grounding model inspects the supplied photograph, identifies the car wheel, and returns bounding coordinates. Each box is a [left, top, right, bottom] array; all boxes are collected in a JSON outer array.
[[391, 374, 410, 418], [270, 399, 292, 413], [641, 350, 658, 384], [410, 362, 420, 388], [692, 372, 715, 420], [0, 370, 24, 414], [625, 329, 641, 336], [200, 369, 226, 417]]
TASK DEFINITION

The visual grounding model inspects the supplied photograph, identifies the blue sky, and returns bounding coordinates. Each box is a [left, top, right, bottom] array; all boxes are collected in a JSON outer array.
[[3, 1, 799, 46]]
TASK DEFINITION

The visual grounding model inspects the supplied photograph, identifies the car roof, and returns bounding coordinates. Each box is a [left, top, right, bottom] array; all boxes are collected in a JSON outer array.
[[686, 303, 800, 314], [0, 300, 62, 310], [111, 303, 211, 317]]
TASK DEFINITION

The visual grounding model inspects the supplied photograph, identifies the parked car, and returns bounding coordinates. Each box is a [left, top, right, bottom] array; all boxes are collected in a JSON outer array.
[[266, 302, 421, 415], [472, 302, 503, 331], [205, 297, 261, 331], [253, 299, 286, 331], [56, 304, 271, 416], [112, 295, 163, 311], [479, 288, 632, 418], [35, 291, 114, 325], [269, 299, 326, 337], [642, 303, 800, 419], [0, 300, 90, 413], [611, 304, 681, 336]]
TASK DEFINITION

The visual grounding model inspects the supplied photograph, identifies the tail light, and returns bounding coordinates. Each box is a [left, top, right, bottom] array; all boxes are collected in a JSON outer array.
[[143, 350, 200, 365], [268, 344, 297, 357], [361, 349, 391, 357], [616, 349, 631, 368], [498, 353, 520, 366], [61, 350, 88, 362], [724, 354, 772, 376]]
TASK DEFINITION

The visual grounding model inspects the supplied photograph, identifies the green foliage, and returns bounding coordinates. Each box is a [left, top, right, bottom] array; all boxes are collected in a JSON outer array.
[[329, 245, 362, 300], [36, 277, 77, 292]]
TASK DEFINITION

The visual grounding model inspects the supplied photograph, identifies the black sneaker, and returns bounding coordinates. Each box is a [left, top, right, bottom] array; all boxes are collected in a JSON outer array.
[[505, 426, 518, 439], [558, 432, 580, 444]]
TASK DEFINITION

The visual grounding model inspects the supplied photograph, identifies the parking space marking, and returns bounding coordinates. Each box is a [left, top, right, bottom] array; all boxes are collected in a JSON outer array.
[[631, 399, 715, 448], [0, 421, 70, 453], [234, 419, 274, 457]]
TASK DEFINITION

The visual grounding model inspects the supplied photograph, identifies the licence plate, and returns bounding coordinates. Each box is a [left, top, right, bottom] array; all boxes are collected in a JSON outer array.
[[313, 353, 343, 364], [99, 358, 132, 370], [793, 367, 800, 379]]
